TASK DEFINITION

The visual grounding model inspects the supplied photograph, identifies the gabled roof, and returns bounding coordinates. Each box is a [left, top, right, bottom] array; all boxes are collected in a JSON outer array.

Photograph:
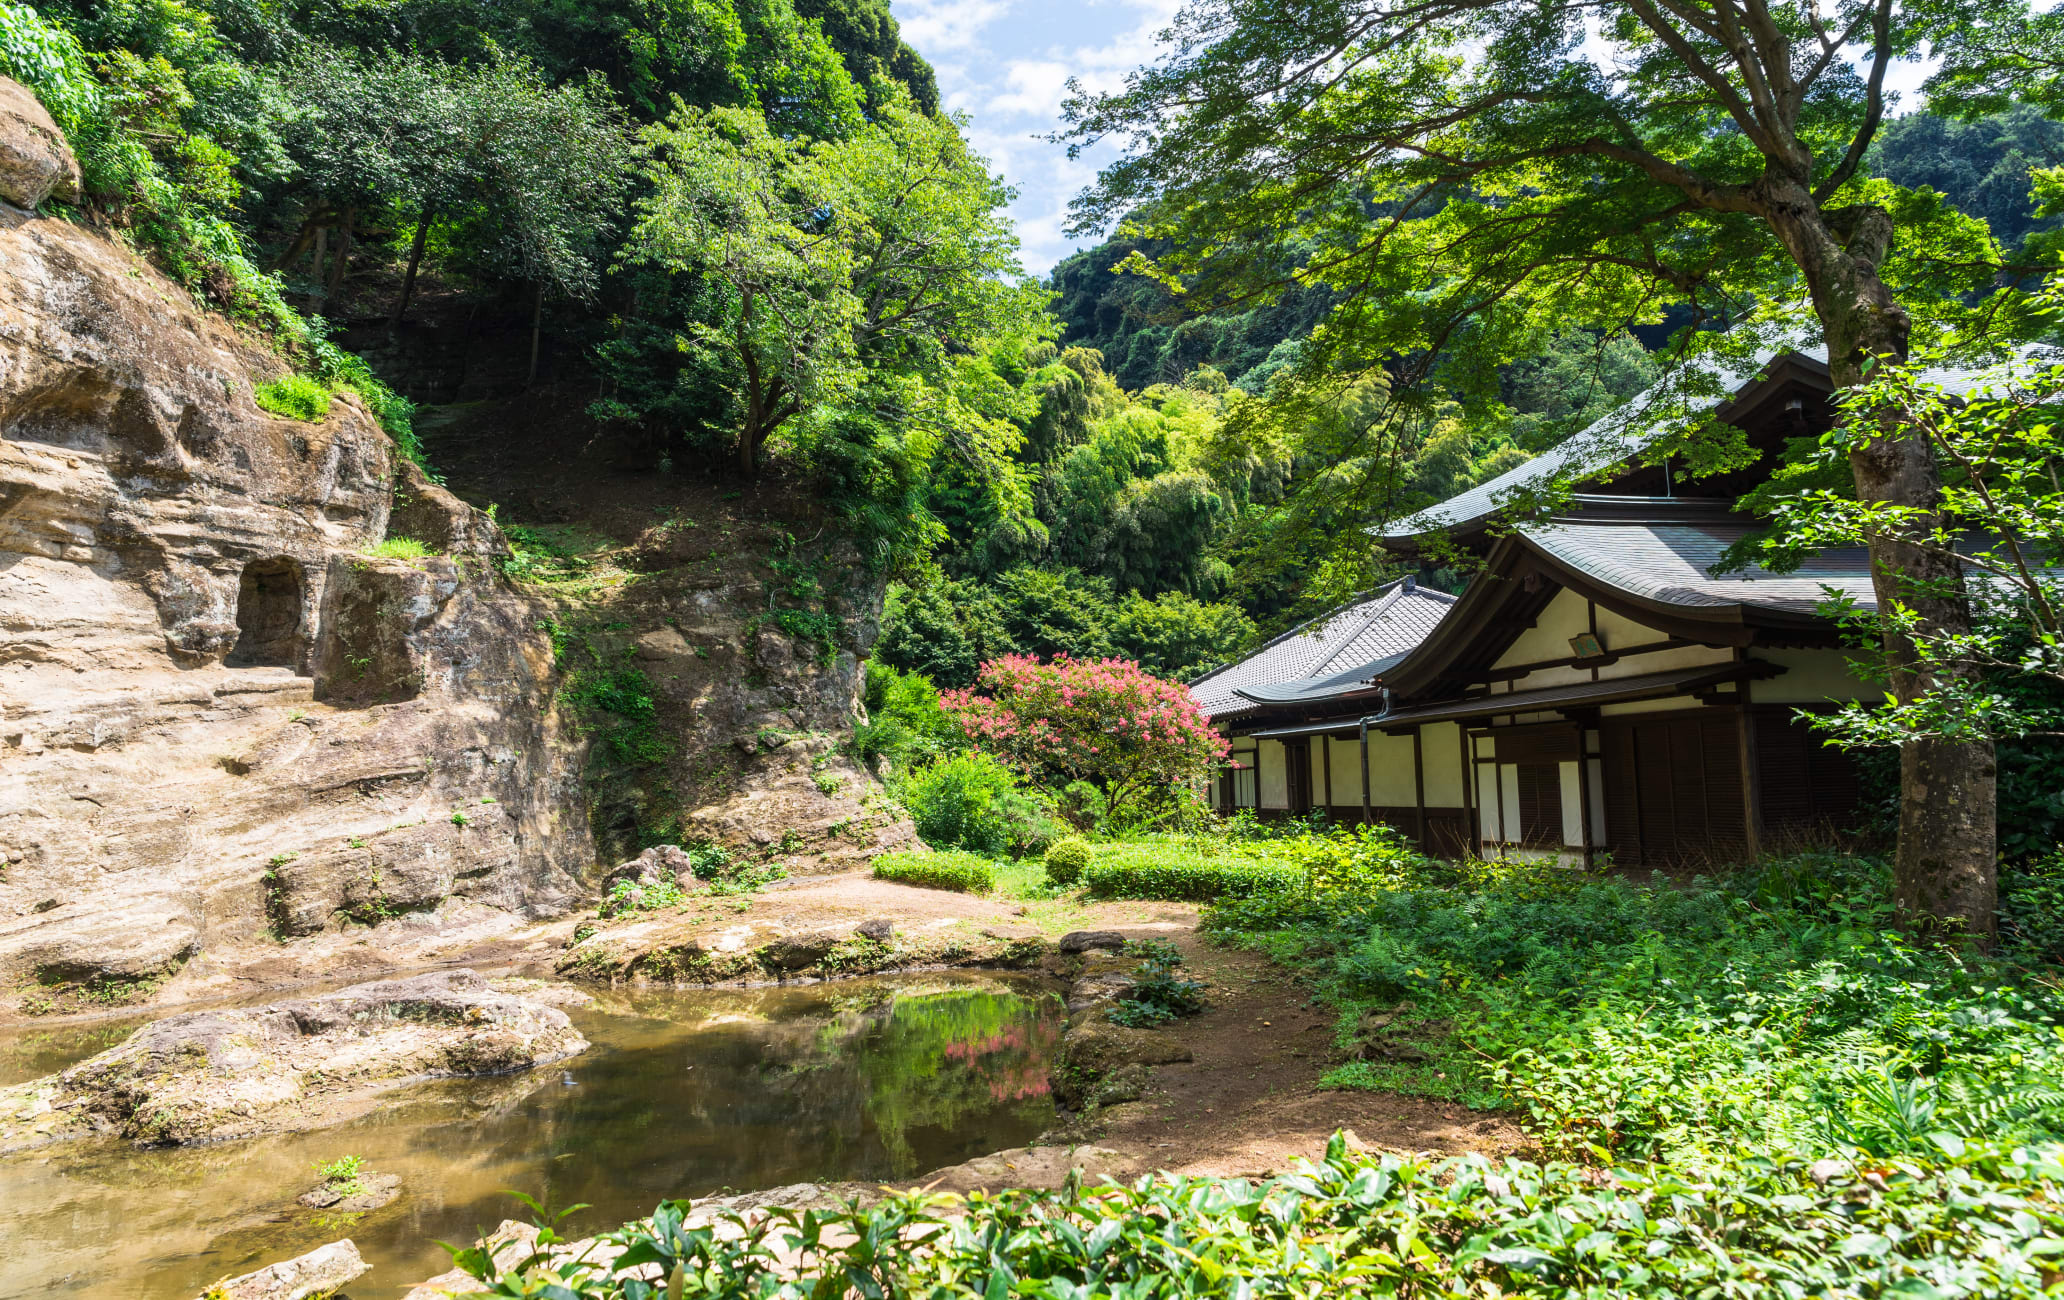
[[1524, 515, 1875, 618], [1187, 579, 1458, 721], [1376, 349, 1818, 545]]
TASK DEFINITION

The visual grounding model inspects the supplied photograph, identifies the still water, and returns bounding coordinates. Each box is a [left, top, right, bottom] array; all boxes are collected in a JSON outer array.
[[0, 973, 1061, 1299]]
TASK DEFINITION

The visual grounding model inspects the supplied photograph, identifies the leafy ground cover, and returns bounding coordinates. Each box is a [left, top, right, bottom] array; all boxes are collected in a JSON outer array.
[[450, 1132, 2064, 1299], [872, 851, 997, 894]]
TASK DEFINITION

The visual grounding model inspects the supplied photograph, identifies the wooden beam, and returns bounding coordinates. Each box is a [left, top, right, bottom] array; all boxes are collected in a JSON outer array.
[[1458, 726, 1475, 860]]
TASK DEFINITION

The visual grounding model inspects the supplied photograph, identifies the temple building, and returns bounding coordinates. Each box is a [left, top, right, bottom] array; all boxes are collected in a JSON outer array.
[[1188, 348, 1887, 867]]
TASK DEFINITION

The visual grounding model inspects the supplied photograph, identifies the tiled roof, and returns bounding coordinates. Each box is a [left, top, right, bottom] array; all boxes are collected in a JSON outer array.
[[1188, 580, 1457, 720], [1377, 350, 1789, 542], [1523, 518, 1877, 614], [1378, 343, 2047, 544]]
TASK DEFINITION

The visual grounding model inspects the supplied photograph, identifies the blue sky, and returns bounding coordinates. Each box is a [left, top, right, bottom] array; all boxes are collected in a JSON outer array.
[[893, 0, 1181, 279]]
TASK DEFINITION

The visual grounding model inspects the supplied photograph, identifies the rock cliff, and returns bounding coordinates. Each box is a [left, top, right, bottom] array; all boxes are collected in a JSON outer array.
[[0, 82, 592, 1014]]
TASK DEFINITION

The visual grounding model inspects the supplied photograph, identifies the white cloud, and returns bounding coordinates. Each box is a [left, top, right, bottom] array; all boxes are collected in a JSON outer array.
[[897, 0, 1010, 53]]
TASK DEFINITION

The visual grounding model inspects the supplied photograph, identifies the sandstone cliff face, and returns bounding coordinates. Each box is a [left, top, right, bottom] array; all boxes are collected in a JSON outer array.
[[0, 92, 592, 1014]]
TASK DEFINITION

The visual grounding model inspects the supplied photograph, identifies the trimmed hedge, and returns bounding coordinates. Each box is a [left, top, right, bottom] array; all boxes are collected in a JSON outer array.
[[1084, 851, 1300, 901], [1043, 837, 1092, 886], [872, 849, 996, 894]]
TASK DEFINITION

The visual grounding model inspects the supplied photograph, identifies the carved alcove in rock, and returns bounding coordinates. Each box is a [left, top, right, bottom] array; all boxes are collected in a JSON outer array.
[[226, 557, 307, 669]]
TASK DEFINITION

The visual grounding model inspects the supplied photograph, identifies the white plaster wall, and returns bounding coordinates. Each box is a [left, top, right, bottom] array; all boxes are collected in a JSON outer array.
[[1421, 721, 1464, 804], [1599, 693, 1705, 716], [1494, 589, 1592, 669], [1259, 738, 1288, 808], [1755, 646, 1883, 703], [1368, 730, 1417, 804], [1325, 737, 1359, 806]]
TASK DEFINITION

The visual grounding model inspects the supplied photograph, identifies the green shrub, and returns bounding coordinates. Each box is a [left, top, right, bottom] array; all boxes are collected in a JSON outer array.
[[854, 660, 962, 770], [897, 751, 1054, 856], [1042, 836, 1092, 886], [1081, 854, 1287, 907], [1106, 938, 1207, 1027], [254, 374, 333, 422], [2001, 847, 2064, 964], [363, 536, 432, 559], [872, 850, 995, 894]]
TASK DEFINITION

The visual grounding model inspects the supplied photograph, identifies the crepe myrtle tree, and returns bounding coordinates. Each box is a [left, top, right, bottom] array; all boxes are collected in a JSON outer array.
[[1062, 0, 2038, 938], [941, 654, 1230, 822]]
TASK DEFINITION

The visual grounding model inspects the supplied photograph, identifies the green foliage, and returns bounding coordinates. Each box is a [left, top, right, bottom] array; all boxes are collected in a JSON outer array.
[[871, 849, 995, 894], [362, 536, 431, 559], [312, 1154, 366, 1197], [253, 374, 331, 422], [598, 875, 687, 918], [447, 1133, 2064, 1299], [679, 843, 786, 896], [549, 622, 673, 769], [895, 751, 1056, 858], [1209, 848, 2064, 1165], [1105, 938, 1207, 1027], [1041, 836, 1092, 887], [2000, 848, 2064, 963], [1082, 839, 1302, 901], [853, 660, 961, 771]]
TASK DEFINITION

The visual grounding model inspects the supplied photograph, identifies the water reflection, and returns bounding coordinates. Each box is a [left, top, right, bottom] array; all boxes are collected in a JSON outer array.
[[0, 973, 1061, 1299]]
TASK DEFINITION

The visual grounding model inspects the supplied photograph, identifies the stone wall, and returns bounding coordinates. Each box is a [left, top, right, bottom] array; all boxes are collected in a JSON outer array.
[[0, 80, 593, 1012]]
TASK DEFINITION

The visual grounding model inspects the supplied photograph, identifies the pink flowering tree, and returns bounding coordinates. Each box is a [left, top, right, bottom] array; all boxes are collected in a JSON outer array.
[[940, 654, 1229, 822]]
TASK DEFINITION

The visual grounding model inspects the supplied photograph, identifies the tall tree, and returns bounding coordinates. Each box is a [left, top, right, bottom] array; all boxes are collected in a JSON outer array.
[[622, 97, 1050, 476], [1064, 0, 2014, 937]]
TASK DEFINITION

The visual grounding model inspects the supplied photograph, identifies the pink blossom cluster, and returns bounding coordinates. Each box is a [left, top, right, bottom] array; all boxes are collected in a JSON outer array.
[[941, 654, 1228, 804]]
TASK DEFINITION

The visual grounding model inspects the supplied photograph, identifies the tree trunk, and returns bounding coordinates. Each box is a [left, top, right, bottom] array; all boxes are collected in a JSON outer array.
[[1768, 189, 1998, 944], [309, 225, 328, 313], [391, 206, 432, 327], [527, 283, 544, 388], [325, 207, 355, 302]]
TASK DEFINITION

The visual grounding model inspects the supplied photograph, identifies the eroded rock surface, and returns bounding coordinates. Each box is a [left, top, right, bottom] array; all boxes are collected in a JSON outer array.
[[197, 1239, 369, 1300], [0, 969, 587, 1150], [0, 80, 590, 1012]]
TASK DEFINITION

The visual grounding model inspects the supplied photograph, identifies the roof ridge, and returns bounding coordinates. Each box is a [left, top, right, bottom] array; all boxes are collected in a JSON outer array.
[[1186, 580, 1406, 688]]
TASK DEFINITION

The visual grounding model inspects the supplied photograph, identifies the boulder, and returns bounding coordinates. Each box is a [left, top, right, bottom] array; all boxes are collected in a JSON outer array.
[[762, 929, 841, 971], [1052, 1019, 1191, 1109], [0, 895, 199, 985], [196, 1239, 367, 1300], [600, 844, 704, 903], [0, 969, 587, 1151], [298, 1171, 402, 1213], [1058, 931, 1127, 955], [0, 77, 79, 210], [1086, 1062, 1154, 1107], [853, 918, 894, 942]]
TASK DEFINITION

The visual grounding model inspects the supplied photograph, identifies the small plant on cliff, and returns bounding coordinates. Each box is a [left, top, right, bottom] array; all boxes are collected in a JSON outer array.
[[598, 876, 687, 917], [365, 536, 433, 560], [254, 374, 333, 422]]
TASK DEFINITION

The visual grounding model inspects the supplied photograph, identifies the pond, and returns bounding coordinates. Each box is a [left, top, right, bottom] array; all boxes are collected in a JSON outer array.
[[0, 973, 1062, 1299]]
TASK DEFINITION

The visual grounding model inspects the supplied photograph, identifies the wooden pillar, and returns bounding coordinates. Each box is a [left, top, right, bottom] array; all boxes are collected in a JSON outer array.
[[1492, 744, 1508, 861], [1737, 680, 1762, 862], [1411, 727, 1427, 851], [1458, 727, 1475, 858], [1322, 734, 1334, 819], [1359, 722, 1373, 826], [1574, 720, 1595, 869]]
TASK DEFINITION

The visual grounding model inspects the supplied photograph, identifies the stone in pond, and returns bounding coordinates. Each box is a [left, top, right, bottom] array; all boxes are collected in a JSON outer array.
[[195, 1238, 367, 1300]]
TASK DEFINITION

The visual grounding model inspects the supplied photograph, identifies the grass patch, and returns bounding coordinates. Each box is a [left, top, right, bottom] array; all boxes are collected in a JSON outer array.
[[362, 536, 432, 559], [254, 373, 333, 422], [872, 850, 996, 894]]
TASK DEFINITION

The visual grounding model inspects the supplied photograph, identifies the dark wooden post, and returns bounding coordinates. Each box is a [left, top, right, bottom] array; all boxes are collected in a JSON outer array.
[[1359, 721, 1373, 826], [1459, 727, 1475, 859], [1411, 727, 1427, 851], [1574, 720, 1595, 869], [1737, 679, 1762, 862], [1321, 734, 1334, 820]]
